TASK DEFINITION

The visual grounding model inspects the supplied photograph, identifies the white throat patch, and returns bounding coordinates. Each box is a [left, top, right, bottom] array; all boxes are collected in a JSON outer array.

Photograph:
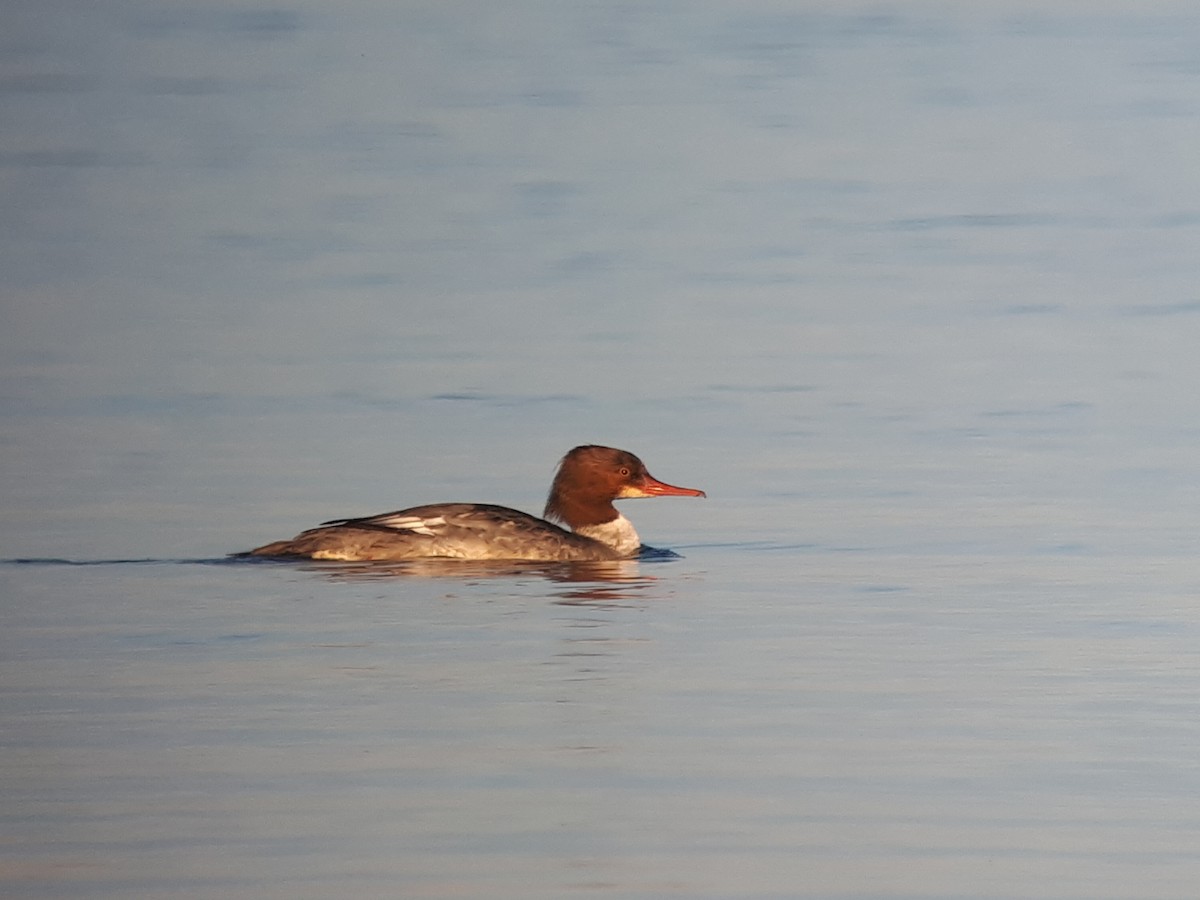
[[574, 513, 641, 557]]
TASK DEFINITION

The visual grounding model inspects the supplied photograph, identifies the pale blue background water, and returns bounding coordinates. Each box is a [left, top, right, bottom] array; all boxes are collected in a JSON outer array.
[[5, 2, 1200, 897]]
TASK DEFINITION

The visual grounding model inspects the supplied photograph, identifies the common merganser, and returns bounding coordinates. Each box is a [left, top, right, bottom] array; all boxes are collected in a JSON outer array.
[[240, 445, 705, 562]]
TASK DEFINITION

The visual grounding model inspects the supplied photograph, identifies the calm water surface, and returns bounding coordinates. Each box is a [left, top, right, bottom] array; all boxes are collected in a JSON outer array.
[[4, 2, 1200, 897]]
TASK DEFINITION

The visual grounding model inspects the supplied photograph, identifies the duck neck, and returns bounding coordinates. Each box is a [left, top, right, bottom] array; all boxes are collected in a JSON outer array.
[[544, 483, 618, 532], [573, 513, 641, 557], [545, 487, 641, 556]]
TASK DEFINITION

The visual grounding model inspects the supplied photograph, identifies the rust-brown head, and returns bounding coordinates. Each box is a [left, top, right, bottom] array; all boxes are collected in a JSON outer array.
[[543, 445, 705, 529]]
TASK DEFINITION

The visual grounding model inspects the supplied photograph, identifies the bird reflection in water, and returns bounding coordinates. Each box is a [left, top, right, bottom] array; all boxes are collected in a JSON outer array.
[[284, 556, 668, 606]]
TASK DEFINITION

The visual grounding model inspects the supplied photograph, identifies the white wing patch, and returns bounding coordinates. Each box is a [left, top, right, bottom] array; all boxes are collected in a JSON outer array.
[[312, 549, 359, 561], [367, 514, 447, 536]]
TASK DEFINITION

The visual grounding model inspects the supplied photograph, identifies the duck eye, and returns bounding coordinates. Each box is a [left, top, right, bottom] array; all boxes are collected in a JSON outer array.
[[618, 466, 630, 477]]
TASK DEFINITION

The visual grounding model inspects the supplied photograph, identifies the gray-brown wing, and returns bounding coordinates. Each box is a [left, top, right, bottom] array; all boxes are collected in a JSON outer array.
[[249, 503, 617, 561]]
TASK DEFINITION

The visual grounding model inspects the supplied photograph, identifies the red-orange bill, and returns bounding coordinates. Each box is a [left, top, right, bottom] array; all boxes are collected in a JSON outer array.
[[636, 474, 706, 498]]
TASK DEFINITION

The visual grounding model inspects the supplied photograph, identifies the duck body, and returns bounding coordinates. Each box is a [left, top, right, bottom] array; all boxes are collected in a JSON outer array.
[[246, 503, 628, 562], [240, 445, 704, 562]]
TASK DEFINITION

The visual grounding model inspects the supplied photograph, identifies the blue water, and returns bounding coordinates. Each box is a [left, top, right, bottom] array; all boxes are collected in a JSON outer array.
[[5, 2, 1200, 897]]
